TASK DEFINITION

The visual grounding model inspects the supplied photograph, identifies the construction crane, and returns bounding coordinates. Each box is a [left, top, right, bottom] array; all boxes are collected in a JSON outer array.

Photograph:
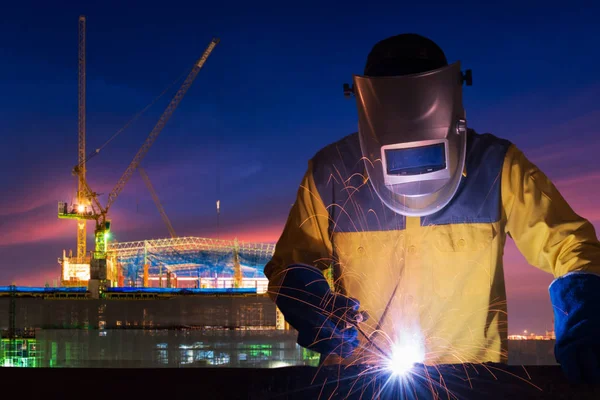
[[233, 238, 243, 288], [138, 167, 177, 238], [58, 37, 220, 287], [76, 15, 88, 263]]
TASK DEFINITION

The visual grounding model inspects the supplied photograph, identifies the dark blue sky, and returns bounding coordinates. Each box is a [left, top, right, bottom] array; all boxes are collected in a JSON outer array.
[[1, 0, 599, 333]]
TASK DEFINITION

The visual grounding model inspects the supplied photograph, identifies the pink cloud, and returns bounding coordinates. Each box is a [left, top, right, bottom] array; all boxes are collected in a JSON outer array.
[[215, 224, 281, 244], [527, 144, 596, 166], [503, 169, 600, 283], [554, 172, 600, 189], [503, 240, 556, 334], [11, 268, 62, 287], [517, 102, 600, 168], [0, 179, 76, 217], [0, 206, 74, 247], [0, 187, 154, 249], [553, 174, 600, 226], [503, 168, 600, 333]]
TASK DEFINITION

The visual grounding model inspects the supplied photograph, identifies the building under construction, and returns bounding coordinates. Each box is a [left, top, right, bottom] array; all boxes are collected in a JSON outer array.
[[0, 278, 291, 368], [0, 233, 296, 368], [60, 236, 274, 292], [0, 229, 295, 368], [0, 297, 302, 369]]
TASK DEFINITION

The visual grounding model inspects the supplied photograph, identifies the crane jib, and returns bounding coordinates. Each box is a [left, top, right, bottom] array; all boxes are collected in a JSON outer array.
[[104, 37, 220, 213]]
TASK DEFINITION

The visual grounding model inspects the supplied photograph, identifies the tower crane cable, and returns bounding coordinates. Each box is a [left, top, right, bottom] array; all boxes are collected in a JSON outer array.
[[59, 27, 220, 287], [105, 37, 220, 214], [74, 66, 191, 171], [68, 37, 219, 229], [138, 166, 177, 239]]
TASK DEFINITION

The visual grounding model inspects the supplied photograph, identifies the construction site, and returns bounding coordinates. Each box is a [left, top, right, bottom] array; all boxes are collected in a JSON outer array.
[[55, 17, 233, 294], [0, 16, 563, 371], [0, 15, 572, 386], [0, 15, 315, 369], [48, 17, 282, 296]]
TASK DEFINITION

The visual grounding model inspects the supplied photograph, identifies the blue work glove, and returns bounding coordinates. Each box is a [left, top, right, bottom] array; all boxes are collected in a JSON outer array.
[[273, 264, 361, 358], [549, 272, 600, 384]]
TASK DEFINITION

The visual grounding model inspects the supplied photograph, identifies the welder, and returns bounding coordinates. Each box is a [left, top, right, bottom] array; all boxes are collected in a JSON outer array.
[[265, 33, 600, 384]]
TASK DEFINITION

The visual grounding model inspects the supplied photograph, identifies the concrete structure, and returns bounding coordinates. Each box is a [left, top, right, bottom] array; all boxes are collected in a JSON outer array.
[[0, 287, 277, 331], [0, 286, 290, 367]]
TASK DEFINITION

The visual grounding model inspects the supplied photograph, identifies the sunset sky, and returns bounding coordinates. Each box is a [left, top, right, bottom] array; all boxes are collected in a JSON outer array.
[[1, 1, 599, 334]]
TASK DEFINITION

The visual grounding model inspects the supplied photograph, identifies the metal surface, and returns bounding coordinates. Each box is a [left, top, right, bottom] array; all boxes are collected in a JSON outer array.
[[108, 236, 275, 257], [106, 236, 275, 283], [1, 365, 598, 399]]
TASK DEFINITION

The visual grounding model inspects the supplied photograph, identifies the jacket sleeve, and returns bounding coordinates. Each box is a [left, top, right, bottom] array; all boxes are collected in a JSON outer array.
[[264, 159, 333, 302], [501, 144, 600, 277]]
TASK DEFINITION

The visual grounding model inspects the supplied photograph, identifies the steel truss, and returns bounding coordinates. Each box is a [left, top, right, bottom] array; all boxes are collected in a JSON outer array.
[[108, 237, 276, 283]]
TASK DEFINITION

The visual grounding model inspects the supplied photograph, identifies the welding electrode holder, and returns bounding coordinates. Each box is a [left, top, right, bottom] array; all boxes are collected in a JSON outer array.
[[354, 310, 370, 324], [341, 309, 388, 357]]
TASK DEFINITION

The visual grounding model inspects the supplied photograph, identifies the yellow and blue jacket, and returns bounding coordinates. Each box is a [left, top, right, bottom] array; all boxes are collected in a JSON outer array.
[[265, 129, 600, 365]]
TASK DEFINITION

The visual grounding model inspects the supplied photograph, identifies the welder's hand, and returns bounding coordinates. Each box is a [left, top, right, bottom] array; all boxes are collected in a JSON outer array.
[[273, 264, 363, 358], [549, 272, 600, 384]]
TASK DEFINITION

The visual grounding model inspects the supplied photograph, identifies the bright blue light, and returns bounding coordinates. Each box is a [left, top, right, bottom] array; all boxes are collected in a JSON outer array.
[[0, 286, 88, 293], [0, 286, 257, 295], [105, 287, 257, 294]]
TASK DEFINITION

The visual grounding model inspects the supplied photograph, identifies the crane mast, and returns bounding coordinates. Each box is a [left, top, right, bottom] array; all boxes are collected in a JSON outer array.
[[77, 15, 87, 263]]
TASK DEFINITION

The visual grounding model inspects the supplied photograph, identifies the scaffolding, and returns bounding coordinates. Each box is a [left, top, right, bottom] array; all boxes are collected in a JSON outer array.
[[109, 237, 275, 257], [107, 237, 276, 288]]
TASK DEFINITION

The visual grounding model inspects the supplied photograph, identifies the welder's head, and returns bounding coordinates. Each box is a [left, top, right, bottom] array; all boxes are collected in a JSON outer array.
[[364, 33, 448, 77], [353, 34, 470, 217]]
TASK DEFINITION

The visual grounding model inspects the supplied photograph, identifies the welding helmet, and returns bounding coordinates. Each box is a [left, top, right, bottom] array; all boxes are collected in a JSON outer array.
[[349, 34, 471, 217]]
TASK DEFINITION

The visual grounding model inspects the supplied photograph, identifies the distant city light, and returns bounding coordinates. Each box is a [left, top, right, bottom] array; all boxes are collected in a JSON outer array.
[[508, 330, 555, 341]]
